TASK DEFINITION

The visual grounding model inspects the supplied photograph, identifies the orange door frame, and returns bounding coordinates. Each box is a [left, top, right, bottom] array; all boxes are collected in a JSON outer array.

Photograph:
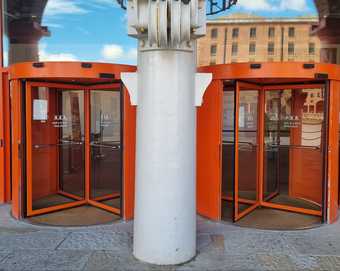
[[259, 84, 325, 218], [11, 79, 136, 220], [233, 81, 262, 222], [0, 70, 11, 204], [223, 82, 326, 221]]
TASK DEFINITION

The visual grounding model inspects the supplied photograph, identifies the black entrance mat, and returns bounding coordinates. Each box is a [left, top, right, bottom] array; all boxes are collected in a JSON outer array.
[[27, 205, 120, 227]]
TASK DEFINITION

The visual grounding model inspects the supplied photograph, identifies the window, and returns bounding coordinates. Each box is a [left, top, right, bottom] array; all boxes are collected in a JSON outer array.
[[268, 27, 275, 38], [268, 42, 275, 55], [249, 43, 256, 55], [211, 28, 218, 39], [210, 45, 217, 56], [309, 43, 315, 55], [232, 28, 239, 39], [250, 28, 256, 39], [288, 27, 295, 38], [288, 43, 295, 55], [232, 43, 238, 56]]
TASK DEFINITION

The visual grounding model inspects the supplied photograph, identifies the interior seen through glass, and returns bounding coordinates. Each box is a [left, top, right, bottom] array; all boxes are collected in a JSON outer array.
[[222, 85, 325, 221], [29, 87, 122, 214]]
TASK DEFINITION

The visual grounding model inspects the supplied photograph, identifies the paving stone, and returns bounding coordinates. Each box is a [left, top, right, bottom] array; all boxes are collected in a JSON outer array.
[[282, 232, 340, 256], [0, 231, 68, 250], [0, 226, 40, 236], [57, 231, 130, 252], [256, 254, 340, 271], [221, 231, 291, 255], [84, 251, 177, 271], [178, 251, 263, 271], [0, 249, 91, 271], [197, 234, 212, 252]]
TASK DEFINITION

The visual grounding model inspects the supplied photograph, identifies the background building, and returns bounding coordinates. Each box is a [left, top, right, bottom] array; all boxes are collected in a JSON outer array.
[[197, 13, 321, 66]]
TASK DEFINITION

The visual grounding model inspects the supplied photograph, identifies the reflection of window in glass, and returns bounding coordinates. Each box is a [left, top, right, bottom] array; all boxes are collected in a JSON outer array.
[[268, 27, 275, 38], [250, 28, 256, 39], [211, 28, 218, 39], [288, 27, 295, 38], [309, 43, 315, 55], [268, 42, 275, 55], [288, 43, 295, 55], [249, 43, 256, 55], [232, 28, 239, 39], [232, 43, 238, 56], [210, 45, 217, 56], [301, 88, 324, 147]]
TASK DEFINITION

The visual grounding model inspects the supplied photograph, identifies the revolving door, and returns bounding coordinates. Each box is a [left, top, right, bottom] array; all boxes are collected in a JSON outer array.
[[25, 82, 122, 217], [221, 81, 327, 224]]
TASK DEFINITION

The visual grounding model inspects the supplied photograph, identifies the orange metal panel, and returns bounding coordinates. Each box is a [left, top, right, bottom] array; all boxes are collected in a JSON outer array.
[[122, 87, 136, 220], [0, 71, 10, 203], [4, 72, 11, 203], [198, 63, 340, 82], [327, 80, 340, 223], [197, 79, 223, 221], [10, 80, 23, 219], [9, 62, 136, 81], [0, 71, 5, 203]]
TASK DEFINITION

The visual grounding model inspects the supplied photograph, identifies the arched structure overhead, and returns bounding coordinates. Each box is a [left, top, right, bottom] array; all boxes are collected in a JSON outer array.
[[4, 0, 49, 65], [313, 0, 340, 43]]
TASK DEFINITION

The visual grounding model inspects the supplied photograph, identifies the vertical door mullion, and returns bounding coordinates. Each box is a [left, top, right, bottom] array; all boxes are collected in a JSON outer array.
[[85, 88, 91, 202], [233, 82, 240, 222], [322, 81, 330, 223], [25, 83, 33, 215], [258, 89, 265, 204]]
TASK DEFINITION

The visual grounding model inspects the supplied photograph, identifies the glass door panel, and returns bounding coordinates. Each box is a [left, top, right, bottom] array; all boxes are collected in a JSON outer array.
[[90, 90, 122, 215], [263, 87, 325, 216], [27, 84, 85, 216], [222, 88, 235, 220], [234, 82, 261, 221]]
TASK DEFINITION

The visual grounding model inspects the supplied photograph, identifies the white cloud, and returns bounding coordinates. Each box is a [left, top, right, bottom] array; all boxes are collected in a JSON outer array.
[[101, 44, 137, 64], [102, 44, 124, 60], [39, 44, 78, 62], [279, 0, 308, 11], [44, 0, 87, 16], [236, 0, 272, 11], [236, 0, 308, 12]]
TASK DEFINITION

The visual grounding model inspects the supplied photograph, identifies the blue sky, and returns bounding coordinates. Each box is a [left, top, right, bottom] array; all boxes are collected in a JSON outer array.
[[7, 0, 317, 65]]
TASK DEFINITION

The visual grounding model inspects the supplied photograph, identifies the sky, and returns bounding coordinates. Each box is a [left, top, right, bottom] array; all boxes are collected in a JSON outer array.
[[5, 0, 318, 65]]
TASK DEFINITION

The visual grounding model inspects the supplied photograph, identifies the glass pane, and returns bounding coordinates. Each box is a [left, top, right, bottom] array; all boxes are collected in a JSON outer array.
[[90, 90, 121, 210], [237, 90, 258, 213], [264, 88, 324, 212], [222, 89, 234, 220], [264, 91, 280, 199], [31, 87, 85, 211]]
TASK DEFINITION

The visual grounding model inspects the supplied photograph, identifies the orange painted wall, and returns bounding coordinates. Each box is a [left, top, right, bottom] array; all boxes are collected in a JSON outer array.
[[197, 80, 223, 221], [327, 80, 340, 223], [10, 80, 23, 219], [0, 71, 11, 203], [122, 88, 136, 220]]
